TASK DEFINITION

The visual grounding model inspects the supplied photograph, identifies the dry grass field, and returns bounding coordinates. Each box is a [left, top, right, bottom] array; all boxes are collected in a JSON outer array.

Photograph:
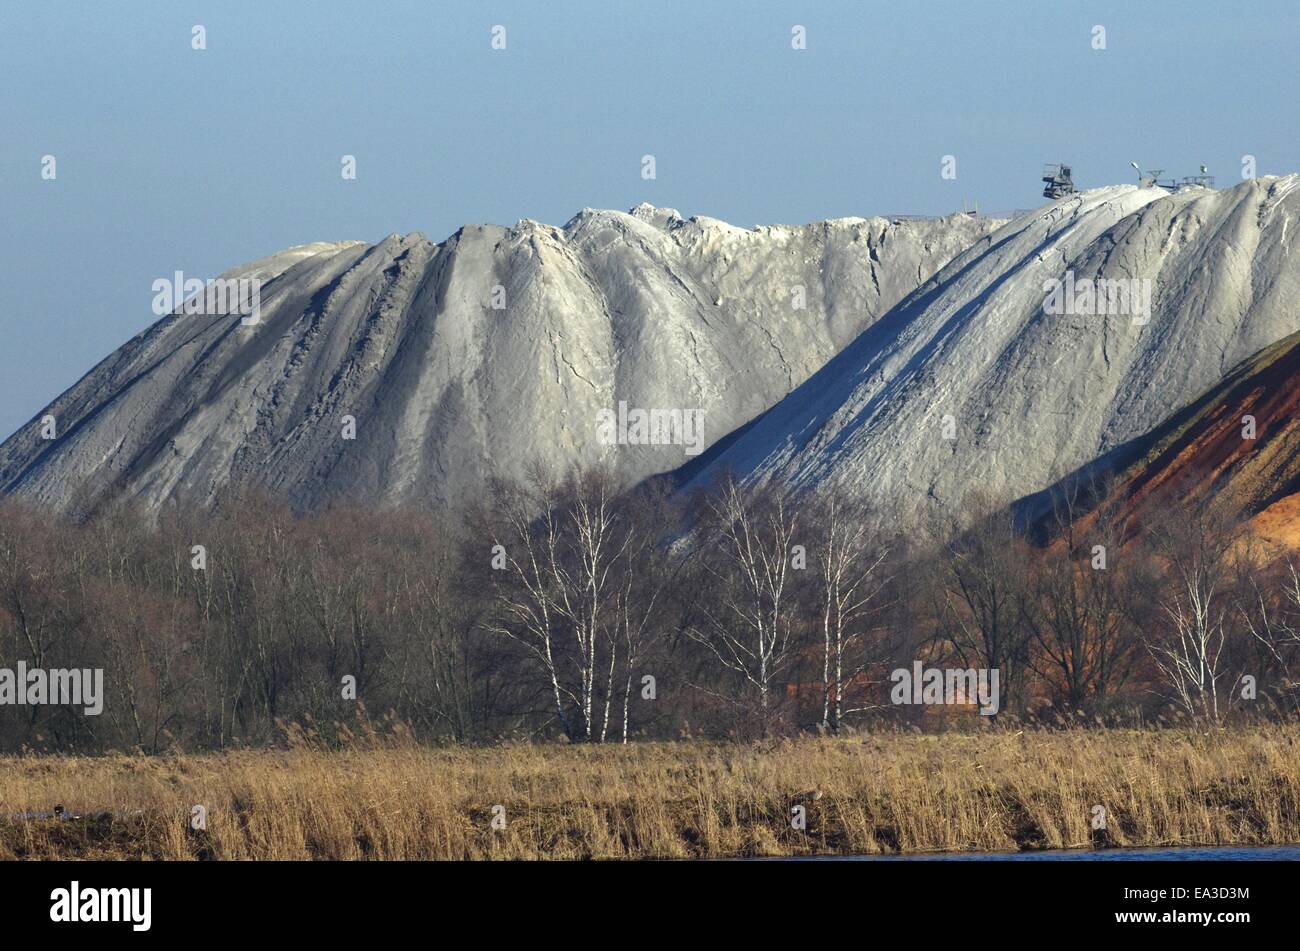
[[2, 725, 1298, 860]]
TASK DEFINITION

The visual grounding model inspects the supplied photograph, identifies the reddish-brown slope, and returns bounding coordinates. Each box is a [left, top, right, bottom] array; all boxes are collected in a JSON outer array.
[[1115, 328, 1300, 544]]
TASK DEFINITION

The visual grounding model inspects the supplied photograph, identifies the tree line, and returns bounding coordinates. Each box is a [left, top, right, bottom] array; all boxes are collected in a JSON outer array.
[[2, 468, 1298, 752]]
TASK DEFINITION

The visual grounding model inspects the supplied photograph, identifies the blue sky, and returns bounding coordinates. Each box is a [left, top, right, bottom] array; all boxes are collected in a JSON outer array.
[[2, 0, 1297, 439]]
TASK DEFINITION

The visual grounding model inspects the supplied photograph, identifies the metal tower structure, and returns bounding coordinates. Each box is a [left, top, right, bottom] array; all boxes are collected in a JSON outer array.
[[1042, 163, 1077, 199]]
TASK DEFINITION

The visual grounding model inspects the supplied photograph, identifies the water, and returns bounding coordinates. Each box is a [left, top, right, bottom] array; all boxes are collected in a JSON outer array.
[[796, 845, 1300, 861]]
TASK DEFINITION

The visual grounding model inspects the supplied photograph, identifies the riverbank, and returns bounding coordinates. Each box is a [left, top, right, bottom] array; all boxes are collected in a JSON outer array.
[[2, 727, 1298, 860]]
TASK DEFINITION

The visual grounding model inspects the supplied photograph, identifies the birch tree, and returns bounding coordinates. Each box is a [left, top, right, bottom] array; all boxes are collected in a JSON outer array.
[[1143, 499, 1246, 723], [484, 468, 663, 742], [686, 477, 801, 735], [808, 491, 891, 731], [1240, 561, 1300, 710]]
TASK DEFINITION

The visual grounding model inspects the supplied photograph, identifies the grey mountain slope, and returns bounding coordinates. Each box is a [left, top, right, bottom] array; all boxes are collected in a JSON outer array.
[[0, 206, 999, 513], [681, 176, 1300, 522]]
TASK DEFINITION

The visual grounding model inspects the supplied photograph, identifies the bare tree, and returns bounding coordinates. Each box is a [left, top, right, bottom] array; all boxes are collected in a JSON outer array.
[[927, 496, 1032, 718], [484, 467, 654, 743], [1143, 498, 1249, 723], [686, 476, 802, 735], [807, 490, 892, 731], [393, 530, 479, 741], [1022, 482, 1143, 712]]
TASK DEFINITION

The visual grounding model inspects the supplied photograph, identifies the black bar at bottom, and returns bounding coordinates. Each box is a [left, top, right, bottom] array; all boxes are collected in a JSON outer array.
[[0, 857, 1283, 938]]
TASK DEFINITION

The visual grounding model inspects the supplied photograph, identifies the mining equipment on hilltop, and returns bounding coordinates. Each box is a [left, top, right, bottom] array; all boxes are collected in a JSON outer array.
[[1042, 163, 1217, 200], [1131, 161, 1216, 192], [1042, 163, 1077, 199]]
